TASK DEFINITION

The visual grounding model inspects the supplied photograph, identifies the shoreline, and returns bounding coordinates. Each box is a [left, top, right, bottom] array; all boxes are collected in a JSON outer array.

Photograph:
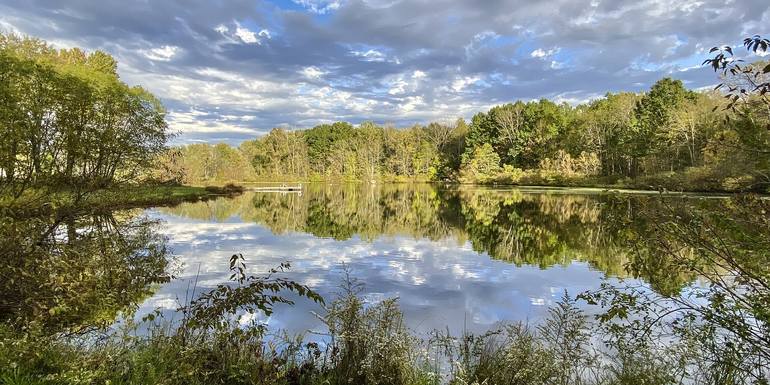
[[0, 185, 243, 218], [228, 180, 757, 197]]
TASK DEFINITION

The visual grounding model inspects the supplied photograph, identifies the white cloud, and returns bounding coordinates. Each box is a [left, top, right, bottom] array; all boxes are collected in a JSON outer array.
[[384, 70, 426, 95], [531, 47, 559, 58], [552, 91, 601, 106], [292, 0, 342, 14], [351, 49, 386, 62], [195, 67, 244, 82], [464, 30, 500, 57], [0, 19, 22, 35], [215, 21, 270, 45], [166, 109, 262, 135], [451, 76, 480, 92], [301, 66, 327, 79], [550, 60, 566, 69], [6, 0, 763, 143], [398, 95, 424, 112], [472, 30, 500, 43], [234, 24, 259, 44], [142, 45, 180, 61]]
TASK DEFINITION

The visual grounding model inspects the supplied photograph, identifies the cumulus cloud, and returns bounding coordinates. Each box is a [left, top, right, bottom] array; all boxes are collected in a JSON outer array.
[[293, 0, 342, 14], [351, 48, 387, 62], [142, 45, 180, 61], [234, 23, 266, 44], [0, 0, 767, 144], [451, 76, 481, 92], [531, 48, 559, 58], [214, 21, 270, 45], [300, 66, 326, 79]]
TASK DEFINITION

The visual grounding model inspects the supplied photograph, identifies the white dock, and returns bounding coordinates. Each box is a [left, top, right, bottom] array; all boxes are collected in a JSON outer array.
[[247, 184, 303, 193]]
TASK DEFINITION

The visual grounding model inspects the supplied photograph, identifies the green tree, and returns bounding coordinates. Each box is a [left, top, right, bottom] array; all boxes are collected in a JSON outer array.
[[304, 122, 355, 175], [632, 78, 696, 174], [461, 143, 501, 182], [0, 33, 170, 189]]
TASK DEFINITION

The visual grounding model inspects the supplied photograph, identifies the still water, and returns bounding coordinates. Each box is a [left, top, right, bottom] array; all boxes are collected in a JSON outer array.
[[131, 184, 694, 336]]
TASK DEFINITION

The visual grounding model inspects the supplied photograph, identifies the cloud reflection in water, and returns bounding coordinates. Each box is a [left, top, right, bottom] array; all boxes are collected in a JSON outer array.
[[136, 186, 619, 336]]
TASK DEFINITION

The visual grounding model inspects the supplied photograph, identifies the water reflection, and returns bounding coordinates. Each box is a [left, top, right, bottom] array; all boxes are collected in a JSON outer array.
[[161, 185, 639, 272], [145, 184, 710, 335], [1, 185, 718, 336], [0, 210, 169, 333]]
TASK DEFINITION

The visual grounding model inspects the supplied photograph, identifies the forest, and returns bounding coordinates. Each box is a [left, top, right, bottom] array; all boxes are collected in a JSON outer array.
[[163, 71, 770, 193]]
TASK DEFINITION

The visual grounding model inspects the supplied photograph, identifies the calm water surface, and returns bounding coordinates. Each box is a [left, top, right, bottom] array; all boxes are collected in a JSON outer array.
[[133, 184, 686, 336]]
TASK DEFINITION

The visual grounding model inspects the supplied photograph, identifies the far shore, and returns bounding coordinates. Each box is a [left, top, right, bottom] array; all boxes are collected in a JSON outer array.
[[204, 180, 750, 198]]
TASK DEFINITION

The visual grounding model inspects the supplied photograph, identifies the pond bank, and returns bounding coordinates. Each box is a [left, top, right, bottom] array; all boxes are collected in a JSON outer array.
[[0, 184, 244, 218], [232, 180, 754, 197]]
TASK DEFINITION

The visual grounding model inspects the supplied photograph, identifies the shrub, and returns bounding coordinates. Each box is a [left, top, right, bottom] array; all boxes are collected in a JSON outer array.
[[319, 272, 429, 385], [460, 144, 501, 183]]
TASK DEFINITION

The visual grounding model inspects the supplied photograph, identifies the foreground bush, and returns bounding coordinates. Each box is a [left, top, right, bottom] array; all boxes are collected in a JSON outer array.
[[2, 281, 767, 385]]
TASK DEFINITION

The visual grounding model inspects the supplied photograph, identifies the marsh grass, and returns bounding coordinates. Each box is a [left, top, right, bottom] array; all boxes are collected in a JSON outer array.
[[0, 263, 767, 385]]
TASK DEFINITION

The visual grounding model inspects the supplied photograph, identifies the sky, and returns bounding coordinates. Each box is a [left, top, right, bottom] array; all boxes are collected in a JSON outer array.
[[1, 0, 768, 144]]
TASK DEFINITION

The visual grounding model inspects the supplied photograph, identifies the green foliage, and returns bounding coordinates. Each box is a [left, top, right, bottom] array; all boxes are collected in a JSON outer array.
[[304, 122, 356, 175], [0, 211, 170, 334], [632, 78, 698, 174], [704, 35, 770, 111], [460, 143, 501, 183], [244, 128, 309, 179], [463, 100, 571, 169], [0, 33, 170, 192], [174, 74, 769, 193], [316, 271, 428, 385], [161, 143, 256, 185], [177, 120, 465, 183], [433, 293, 596, 385], [538, 150, 601, 177], [181, 256, 323, 337], [581, 194, 770, 383]]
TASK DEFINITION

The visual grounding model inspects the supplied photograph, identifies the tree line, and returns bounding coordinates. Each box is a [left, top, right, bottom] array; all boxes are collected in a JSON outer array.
[[3, 32, 766, 194], [165, 68, 769, 192], [0, 34, 170, 194]]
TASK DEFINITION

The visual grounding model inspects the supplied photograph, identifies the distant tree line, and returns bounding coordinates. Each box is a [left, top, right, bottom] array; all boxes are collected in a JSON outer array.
[[0, 34, 169, 194], [165, 68, 769, 192], [4, 32, 766, 193]]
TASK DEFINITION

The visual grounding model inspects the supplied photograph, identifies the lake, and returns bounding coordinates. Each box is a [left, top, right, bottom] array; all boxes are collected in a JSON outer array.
[[4, 184, 724, 336], [124, 184, 713, 337]]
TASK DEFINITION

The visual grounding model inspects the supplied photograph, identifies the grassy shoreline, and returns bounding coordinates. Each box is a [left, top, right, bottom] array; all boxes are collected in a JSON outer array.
[[229, 178, 758, 196], [0, 184, 244, 218]]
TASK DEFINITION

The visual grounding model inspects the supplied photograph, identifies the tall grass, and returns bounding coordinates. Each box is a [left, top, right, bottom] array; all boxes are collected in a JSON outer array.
[[0, 267, 765, 385]]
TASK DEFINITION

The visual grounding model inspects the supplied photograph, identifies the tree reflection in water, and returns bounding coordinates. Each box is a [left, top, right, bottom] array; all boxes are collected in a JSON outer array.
[[160, 184, 726, 296], [0, 210, 170, 334]]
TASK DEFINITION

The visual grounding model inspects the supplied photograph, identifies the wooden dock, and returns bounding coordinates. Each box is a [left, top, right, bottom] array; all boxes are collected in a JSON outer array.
[[247, 184, 303, 193]]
